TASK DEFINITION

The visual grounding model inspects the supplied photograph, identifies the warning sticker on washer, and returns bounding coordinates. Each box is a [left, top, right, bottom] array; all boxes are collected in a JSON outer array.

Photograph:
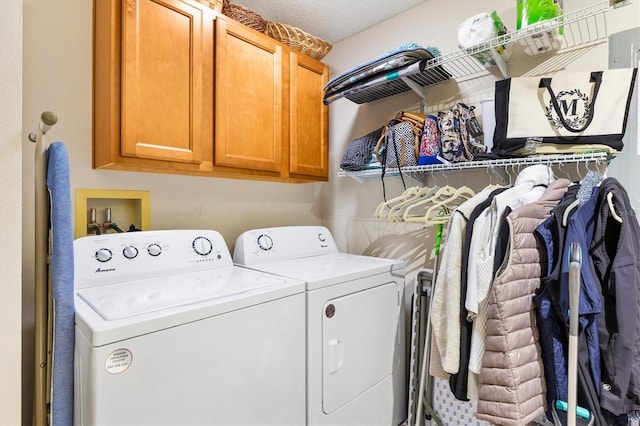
[[105, 348, 132, 374]]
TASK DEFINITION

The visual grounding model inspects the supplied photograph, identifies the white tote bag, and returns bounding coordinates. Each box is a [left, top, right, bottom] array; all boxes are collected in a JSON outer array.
[[492, 68, 637, 155]]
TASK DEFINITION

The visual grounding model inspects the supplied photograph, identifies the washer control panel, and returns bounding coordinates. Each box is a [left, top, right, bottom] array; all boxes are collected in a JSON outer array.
[[74, 230, 233, 289], [233, 226, 339, 266]]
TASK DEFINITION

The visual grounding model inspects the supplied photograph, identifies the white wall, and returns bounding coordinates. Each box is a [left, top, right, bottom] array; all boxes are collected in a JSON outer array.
[[1, 1, 22, 425]]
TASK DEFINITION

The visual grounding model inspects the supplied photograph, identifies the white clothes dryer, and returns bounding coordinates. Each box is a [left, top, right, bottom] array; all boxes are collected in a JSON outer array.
[[233, 226, 407, 426], [73, 229, 306, 425]]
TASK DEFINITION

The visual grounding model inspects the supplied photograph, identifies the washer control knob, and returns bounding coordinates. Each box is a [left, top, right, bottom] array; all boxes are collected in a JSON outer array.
[[122, 245, 138, 259], [95, 248, 113, 263], [192, 236, 213, 256], [147, 243, 162, 257], [318, 233, 326, 242], [257, 234, 273, 251]]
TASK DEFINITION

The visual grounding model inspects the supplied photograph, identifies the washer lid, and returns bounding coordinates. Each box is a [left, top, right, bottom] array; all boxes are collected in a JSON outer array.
[[77, 266, 294, 321], [244, 253, 404, 290], [75, 266, 305, 346]]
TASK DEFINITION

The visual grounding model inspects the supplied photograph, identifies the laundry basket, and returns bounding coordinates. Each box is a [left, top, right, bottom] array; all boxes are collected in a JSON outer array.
[[265, 21, 332, 60]]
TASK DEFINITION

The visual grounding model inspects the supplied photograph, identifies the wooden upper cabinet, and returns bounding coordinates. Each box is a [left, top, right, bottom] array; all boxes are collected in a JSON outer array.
[[94, 0, 214, 173], [94, 1, 327, 181], [289, 53, 329, 179], [214, 18, 285, 173], [215, 17, 329, 181], [121, 0, 203, 163]]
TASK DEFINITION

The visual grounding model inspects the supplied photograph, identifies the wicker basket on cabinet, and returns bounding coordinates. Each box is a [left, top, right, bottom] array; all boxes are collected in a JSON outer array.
[[265, 21, 332, 60], [221, 0, 267, 33]]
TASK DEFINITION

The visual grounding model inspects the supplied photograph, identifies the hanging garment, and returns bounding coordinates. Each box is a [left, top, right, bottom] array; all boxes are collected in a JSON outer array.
[[466, 164, 555, 327], [476, 178, 570, 426], [560, 187, 603, 391], [533, 172, 601, 409], [465, 183, 550, 399], [449, 186, 508, 401], [591, 177, 640, 418], [465, 165, 554, 400], [466, 165, 555, 310], [545, 184, 607, 425], [577, 170, 603, 206], [429, 187, 497, 379], [535, 183, 611, 426], [534, 185, 579, 413]]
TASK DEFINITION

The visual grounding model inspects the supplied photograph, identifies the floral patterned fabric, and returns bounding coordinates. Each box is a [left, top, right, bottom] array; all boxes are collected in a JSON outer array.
[[418, 114, 441, 165], [438, 103, 487, 162]]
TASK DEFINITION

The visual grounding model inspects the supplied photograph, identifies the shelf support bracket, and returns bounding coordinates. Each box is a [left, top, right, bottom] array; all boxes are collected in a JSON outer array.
[[401, 76, 428, 113], [493, 51, 509, 78]]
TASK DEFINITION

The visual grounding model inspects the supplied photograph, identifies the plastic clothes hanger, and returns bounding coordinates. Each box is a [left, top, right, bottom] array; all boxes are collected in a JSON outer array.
[[385, 186, 430, 219], [441, 185, 475, 207], [556, 161, 573, 181], [374, 186, 421, 218], [606, 192, 623, 223], [482, 166, 506, 192], [402, 185, 456, 222], [386, 185, 439, 222], [423, 186, 476, 225], [424, 204, 452, 225]]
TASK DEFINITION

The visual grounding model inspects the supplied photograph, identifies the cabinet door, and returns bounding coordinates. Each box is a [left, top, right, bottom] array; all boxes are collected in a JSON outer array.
[[121, 0, 203, 163], [289, 53, 329, 179], [215, 18, 284, 173]]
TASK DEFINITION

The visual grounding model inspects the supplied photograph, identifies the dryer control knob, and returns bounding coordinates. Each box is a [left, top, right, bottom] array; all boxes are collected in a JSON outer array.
[[123, 245, 138, 259], [192, 236, 213, 256], [95, 248, 113, 263], [257, 234, 273, 251], [147, 243, 162, 257]]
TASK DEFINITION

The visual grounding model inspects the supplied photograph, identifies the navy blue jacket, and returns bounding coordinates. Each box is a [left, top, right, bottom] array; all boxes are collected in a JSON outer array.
[[535, 185, 608, 425]]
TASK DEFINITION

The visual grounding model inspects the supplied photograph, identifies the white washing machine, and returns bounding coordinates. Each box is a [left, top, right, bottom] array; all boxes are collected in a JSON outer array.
[[233, 226, 407, 426], [73, 229, 306, 425]]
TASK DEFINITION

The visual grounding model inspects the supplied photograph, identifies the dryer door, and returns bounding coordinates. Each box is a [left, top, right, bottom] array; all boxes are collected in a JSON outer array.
[[322, 281, 401, 414]]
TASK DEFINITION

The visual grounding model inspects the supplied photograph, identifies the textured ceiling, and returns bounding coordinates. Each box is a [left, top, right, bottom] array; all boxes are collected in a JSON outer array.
[[231, 0, 428, 44]]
